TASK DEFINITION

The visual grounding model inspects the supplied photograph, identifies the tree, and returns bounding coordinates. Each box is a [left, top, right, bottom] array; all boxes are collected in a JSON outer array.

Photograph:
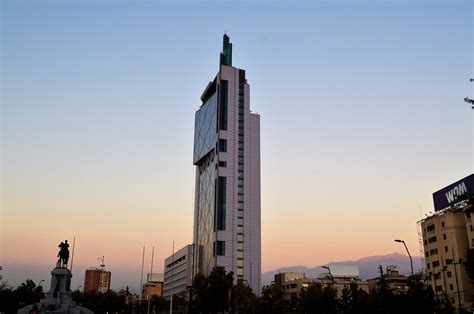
[[192, 267, 234, 313], [14, 279, 44, 308], [0, 281, 18, 313], [403, 274, 436, 314], [461, 193, 474, 283], [230, 280, 258, 313], [149, 295, 166, 313], [465, 248, 474, 282], [298, 282, 338, 314], [72, 290, 126, 313], [340, 283, 369, 314], [258, 283, 289, 313]]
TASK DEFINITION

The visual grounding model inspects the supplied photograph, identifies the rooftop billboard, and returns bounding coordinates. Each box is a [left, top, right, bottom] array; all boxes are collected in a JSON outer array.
[[432, 174, 474, 211]]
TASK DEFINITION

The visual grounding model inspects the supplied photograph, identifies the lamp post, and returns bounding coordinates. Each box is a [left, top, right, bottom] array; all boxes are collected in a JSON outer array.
[[394, 239, 414, 276], [432, 272, 441, 299], [439, 262, 449, 298], [322, 266, 334, 284]]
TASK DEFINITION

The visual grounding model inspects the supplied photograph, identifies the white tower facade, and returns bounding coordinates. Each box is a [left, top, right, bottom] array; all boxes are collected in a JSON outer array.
[[192, 35, 261, 295]]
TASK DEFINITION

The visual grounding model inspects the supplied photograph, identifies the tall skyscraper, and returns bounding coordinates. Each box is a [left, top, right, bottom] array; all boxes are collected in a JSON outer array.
[[193, 35, 261, 295]]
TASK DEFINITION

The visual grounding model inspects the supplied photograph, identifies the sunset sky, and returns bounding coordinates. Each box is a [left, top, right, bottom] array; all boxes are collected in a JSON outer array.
[[2, 1, 473, 290]]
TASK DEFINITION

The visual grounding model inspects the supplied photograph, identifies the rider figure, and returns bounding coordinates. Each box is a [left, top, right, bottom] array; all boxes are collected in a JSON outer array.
[[57, 240, 70, 268]]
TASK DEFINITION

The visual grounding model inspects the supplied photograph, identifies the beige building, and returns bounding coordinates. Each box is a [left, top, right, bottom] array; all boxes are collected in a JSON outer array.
[[367, 265, 409, 295], [275, 271, 369, 308], [420, 209, 474, 309], [419, 174, 474, 310], [142, 273, 164, 299]]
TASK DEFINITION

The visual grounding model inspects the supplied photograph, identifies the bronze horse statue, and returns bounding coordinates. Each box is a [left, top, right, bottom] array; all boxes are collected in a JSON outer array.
[[57, 240, 70, 268]]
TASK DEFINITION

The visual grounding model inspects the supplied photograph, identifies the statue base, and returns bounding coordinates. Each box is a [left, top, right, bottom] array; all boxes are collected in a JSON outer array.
[[17, 267, 92, 314]]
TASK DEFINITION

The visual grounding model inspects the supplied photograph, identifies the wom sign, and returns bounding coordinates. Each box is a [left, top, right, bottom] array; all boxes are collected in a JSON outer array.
[[433, 174, 474, 212]]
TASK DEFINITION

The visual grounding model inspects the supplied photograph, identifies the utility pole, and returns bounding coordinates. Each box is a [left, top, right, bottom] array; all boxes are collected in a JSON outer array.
[[449, 247, 463, 313], [440, 259, 449, 299]]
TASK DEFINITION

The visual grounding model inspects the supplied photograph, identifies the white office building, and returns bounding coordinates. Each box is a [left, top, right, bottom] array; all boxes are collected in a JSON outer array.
[[163, 244, 194, 300], [192, 34, 261, 295]]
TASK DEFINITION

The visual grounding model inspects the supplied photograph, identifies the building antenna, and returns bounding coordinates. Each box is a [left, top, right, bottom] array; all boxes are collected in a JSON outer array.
[[98, 256, 105, 271]]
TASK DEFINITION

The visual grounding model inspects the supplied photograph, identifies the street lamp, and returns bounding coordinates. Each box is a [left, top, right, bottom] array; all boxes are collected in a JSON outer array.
[[394, 239, 414, 276], [447, 254, 463, 312], [322, 266, 334, 283]]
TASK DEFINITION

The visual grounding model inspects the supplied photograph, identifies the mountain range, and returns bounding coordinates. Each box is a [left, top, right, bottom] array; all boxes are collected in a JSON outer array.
[[262, 253, 423, 286]]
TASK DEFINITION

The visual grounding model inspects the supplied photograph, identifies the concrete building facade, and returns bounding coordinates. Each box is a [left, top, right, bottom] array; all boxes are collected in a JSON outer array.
[[367, 265, 409, 295], [275, 271, 369, 308], [192, 34, 261, 295], [419, 174, 474, 310], [163, 244, 194, 300], [142, 273, 164, 299], [421, 210, 474, 309]]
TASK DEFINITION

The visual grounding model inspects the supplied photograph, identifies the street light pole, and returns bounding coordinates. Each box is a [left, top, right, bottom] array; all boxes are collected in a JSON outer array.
[[449, 247, 463, 313], [322, 266, 334, 284], [440, 260, 448, 298], [394, 239, 414, 276]]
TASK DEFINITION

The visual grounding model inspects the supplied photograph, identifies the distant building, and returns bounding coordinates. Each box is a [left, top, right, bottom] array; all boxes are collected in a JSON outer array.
[[275, 268, 369, 308], [83, 268, 111, 293], [367, 265, 409, 295], [142, 273, 164, 299], [163, 244, 195, 300], [275, 272, 305, 291], [418, 174, 474, 309]]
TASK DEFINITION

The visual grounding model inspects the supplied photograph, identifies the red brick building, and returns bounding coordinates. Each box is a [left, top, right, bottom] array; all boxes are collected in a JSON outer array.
[[84, 268, 111, 293]]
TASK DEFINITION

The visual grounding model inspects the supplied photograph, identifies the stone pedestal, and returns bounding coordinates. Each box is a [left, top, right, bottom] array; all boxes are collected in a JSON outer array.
[[18, 267, 92, 314]]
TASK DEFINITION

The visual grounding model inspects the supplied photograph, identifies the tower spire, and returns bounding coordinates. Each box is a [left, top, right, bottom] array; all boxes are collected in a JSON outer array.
[[220, 34, 232, 66]]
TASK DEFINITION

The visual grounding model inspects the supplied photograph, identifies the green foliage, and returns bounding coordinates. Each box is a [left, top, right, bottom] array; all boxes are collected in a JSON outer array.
[[465, 248, 474, 283], [192, 267, 234, 313], [340, 283, 369, 314], [0, 279, 44, 313], [72, 290, 126, 313], [298, 283, 338, 314], [258, 283, 289, 313], [230, 280, 258, 313], [436, 295, 455, 314], [149, 295, 167, 313], [404, 274, 436, 314]]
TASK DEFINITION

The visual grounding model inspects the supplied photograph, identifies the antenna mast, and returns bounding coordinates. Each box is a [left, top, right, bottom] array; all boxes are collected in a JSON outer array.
[[98, 256, 105, 271]]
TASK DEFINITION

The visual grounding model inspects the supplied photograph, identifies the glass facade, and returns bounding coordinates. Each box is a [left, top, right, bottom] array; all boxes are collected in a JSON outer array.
[[195, 151, 217, 275], [193, 92, 217, 165], [219, 80, 228, 130], [193, 91, 220, 276], [216, 176, 226, 231]]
